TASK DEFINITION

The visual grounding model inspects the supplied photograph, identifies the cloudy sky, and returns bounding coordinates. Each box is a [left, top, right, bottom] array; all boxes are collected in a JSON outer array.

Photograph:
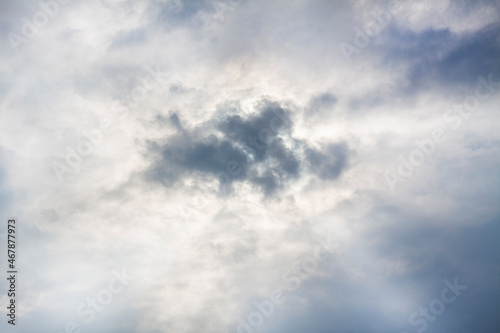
[[1, 0, 500, 332]]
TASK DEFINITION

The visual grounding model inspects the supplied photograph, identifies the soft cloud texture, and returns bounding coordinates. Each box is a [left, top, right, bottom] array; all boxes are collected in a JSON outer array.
[[0, 0, 499, 332]]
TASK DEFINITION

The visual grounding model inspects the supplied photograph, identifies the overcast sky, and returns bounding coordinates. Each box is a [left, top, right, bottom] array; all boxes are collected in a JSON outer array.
[[1, 0, 500, 332]]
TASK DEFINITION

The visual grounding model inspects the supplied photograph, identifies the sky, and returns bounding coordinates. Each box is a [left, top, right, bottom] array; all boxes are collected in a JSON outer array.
[[0, 0, 499, 332]]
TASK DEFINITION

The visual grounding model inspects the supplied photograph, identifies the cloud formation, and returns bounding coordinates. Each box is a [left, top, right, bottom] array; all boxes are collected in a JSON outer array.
[[145, 99, 349, 195], [0, 0, 499, 332]]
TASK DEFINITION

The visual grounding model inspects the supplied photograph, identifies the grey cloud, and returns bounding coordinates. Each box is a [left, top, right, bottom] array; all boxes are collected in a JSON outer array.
[[449, 0, 500, 15], [144, 99, 349, 195], [4, 0, 500, 332], [378, 23, 500, 93], [307, 92, 337, 116], [362, 217, 500, 333], [305, 143, 349, 180], [168, 112, 183, 130], [257, 209, 500, 333], [152, 0, 215, 30], [303, 92, 339, 123]]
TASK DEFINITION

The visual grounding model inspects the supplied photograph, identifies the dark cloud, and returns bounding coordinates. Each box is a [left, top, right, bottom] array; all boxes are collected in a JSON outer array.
[[305, 143, 348, 180], [307, 92, 338, 117], [144, 99, 349, 195], [169, 112, 183, 130], [379, 23, 500, 93], [450, 0, 500, 14], [257, 209, 500, 333], [362, 216, 500, 333], [152, 0, 215, 30]]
